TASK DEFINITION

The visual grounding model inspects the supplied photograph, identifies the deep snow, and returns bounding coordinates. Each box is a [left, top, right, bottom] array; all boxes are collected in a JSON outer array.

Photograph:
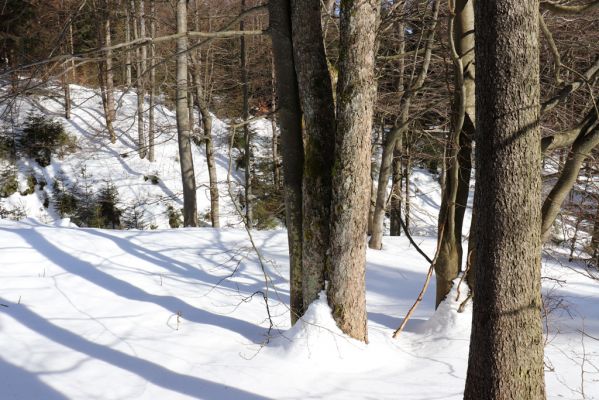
[[0, 83, 597, 399]]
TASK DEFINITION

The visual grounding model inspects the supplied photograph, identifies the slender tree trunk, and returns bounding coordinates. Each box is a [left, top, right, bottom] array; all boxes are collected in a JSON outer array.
[[290, 0, 336, 310], [433, 0, 475, 307], [269, 0, 305, 323], [176, 0, 198, 227], [147, 0, 155, 161], [404, 139, 411, 230], [69, 22, 76, 82], [389, 15, 407, 237], [240, 0, 252, 226], [104, 3, 116, 143], [369, 118, 408, 249], [134, 0, 147, 158], [464, 0, 545, 398], [368, 122, 382, 236], [592, 202, 599, 267], [389, 138, 403, 236], [191, 2, 219, 228], [125, 2, 132, 87], [541, 113, 599, 241], [271, 56, 281, 189], [328, 0, 380, 343], [63, 72, 71, 120]]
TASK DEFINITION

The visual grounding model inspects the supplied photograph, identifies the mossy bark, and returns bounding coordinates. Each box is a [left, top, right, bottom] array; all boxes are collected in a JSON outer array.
[[328, 0, 380, 343], [290, 0, 336, 310]]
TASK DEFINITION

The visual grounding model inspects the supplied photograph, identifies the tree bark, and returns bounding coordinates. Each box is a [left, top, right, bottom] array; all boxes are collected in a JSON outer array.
[[176, 0, 198, 227], [541, 111, 599, 241], [97, 2, 116, 143], [125, 2, 132, 87], [134, 0, 147, 158], [269, 0, 305, 324], [290, 0, 336, 310], [368, 0, 439, 249], [271, 56, 281, 189], [240, 0, 252, 226], [328, 0, 380, 343], [147, 0, 156, 161], [389, 139, 403, 236], [190, 2, 219, 228], [433, 0, 475, 307], [464, 0, 545, 398]]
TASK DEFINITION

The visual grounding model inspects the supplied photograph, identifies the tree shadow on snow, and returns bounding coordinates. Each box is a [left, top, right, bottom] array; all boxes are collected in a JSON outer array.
[[0, 356, 69, 400], [1, 226, 267, 344], [0, 302, 272, 400]]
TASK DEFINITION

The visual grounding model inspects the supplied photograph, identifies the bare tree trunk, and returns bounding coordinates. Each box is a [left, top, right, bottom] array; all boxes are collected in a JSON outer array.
[[368, 122, 382, 236], [104, 3, 116, 143], [368, 0, 439, 249], [541, 112, 599, 241], [328, 0, 380, 343], [433, 0, 475, 307], [63, 71, 71, 120], [290, 0, 336, 310], [269, 0, 305, 323], [134, 0, 147, 158], [404, 140, 411, 231], [96, 2, 116, 143], [176, 0, 198, 227], [240, 0, 252, 226], [69, 22, 76, 82], [271, 56, 281, 189], [147, 0, 155, 161], [389, 138, 403, 236], [125, 2, 132, 87], [464, 0, 545, 397], [190, 1, 219, 228], [592, 202, 599, 267]]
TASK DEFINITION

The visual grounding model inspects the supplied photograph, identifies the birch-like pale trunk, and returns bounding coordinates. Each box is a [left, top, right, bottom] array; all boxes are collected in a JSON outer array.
[[176, 0, 198, 227]]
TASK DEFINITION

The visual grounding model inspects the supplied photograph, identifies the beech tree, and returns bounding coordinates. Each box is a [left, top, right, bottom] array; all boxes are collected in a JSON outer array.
[[464, 0, 545, 398], [175, 0, 199, 227], [327, 0, 380, 342]]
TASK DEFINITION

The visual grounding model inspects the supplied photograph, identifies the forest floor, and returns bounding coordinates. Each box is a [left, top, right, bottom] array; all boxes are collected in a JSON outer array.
[[0, 83, 598, 399]]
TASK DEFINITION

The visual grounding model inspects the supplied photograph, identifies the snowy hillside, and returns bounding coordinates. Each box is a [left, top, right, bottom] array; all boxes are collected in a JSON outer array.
[[0, 83, 275, 228], [0, 84, 597, 399]]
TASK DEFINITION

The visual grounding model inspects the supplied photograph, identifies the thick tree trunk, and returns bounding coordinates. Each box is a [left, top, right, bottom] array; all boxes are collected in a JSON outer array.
[[464, 0, 545, 398], [290, 0, 336, 310], [433, 0, 475, 307], [269, 0, 305, 323], [240, 0, 252, 226], [328, 0, 380, 343], [176, 0, 198, 227]]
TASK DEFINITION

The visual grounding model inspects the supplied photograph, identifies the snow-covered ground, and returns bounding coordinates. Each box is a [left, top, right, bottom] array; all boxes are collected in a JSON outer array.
[[0, 84, 597, 399], [0, 83, 266, 228]]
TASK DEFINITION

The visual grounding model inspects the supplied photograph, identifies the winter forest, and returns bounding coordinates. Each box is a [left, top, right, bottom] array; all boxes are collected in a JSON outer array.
[[0, 0, 598, 399]]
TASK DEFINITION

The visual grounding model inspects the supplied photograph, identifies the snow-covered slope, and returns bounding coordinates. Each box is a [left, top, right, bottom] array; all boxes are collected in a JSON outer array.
[[0, 84, 597, 399], [0, 218, 597, 399], [0, 83, 273, 228]]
